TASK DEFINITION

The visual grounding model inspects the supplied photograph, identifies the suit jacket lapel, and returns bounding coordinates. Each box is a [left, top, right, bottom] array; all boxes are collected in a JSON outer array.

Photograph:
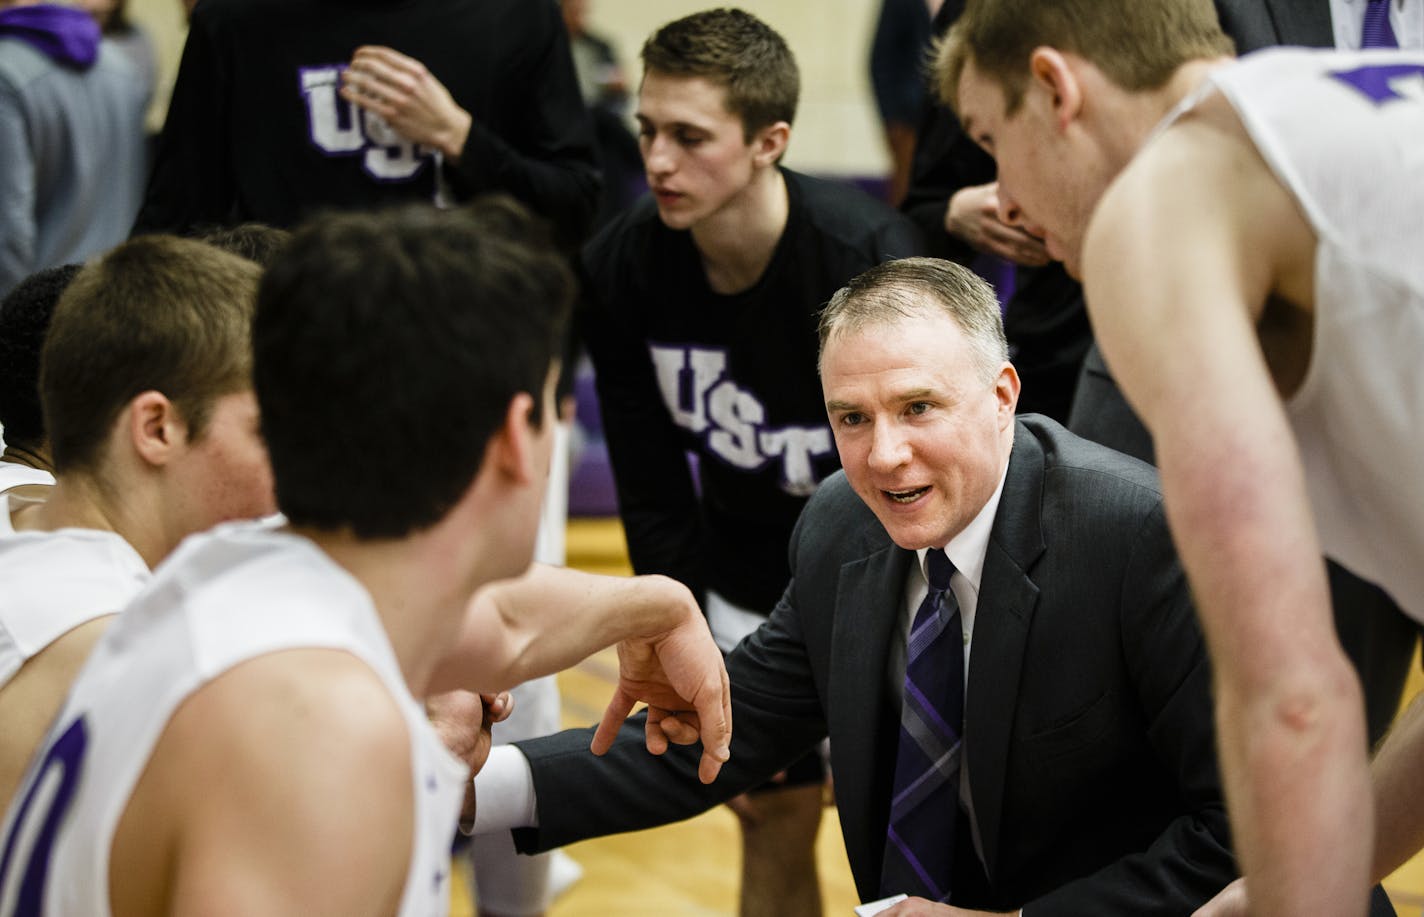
[[964, 424, 1046, 880], [1264, 0, 1335, 47], [829, 541, 912, 900]]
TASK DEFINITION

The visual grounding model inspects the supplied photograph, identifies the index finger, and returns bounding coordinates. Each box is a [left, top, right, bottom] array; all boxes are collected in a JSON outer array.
[[694, 667, 732, 784], [590, 686, 635, 756]]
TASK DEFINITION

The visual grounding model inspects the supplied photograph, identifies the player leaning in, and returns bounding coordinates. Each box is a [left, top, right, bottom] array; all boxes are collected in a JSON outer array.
[[942, 1, 1424, 913], [0, 202, 731, 917]]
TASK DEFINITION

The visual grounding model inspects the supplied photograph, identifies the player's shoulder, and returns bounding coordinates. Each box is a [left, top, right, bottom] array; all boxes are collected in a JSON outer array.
[[166, 647, 411, 786], [118, 648, 413, 915], [581, 195, 667, 287], [784, 169, 922, 258]]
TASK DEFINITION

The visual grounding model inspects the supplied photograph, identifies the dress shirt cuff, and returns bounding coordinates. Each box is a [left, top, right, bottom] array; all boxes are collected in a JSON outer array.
[[471, 745, 538, 834]]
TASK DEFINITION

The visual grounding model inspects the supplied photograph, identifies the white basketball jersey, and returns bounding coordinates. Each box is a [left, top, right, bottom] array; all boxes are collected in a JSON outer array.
[[1202, 48, 1424, 621], [0, 514, 147, 690], [0, 523, 468, 917], [0, 466, 53, 499]]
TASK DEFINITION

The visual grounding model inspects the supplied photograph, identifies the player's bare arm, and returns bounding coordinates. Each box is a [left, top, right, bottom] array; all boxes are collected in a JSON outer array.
[[429, 564, 732, 782], [1081, 98, 1371, 917], [111, 649, 415, 917], [1370, 690, 1424, 880], [0, 616, 112, 809]]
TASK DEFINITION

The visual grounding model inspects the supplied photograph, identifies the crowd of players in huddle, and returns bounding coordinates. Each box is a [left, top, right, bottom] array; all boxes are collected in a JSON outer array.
[[0, 1, 1421, 916]]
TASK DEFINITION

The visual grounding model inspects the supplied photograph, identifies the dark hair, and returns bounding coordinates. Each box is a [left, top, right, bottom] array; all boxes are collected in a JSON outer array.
[[198, 223, 293, 267], [254, 199, 575, 539], [0, 264, 81, 450], [42, 238, 259, 474], [641, 8, 799, 137]]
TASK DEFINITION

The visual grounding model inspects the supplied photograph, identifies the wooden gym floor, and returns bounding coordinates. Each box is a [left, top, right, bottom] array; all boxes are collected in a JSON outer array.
[[451, 517, 1424, 917]]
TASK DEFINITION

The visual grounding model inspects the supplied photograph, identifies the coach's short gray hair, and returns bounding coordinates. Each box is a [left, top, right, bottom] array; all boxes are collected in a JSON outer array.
[[818, 257, 1008, 382]]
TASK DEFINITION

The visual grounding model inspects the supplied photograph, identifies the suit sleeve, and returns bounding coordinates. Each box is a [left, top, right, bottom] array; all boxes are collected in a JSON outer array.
[[0, 79, 36, 295], [445, 0, 600, 247], [579, 247, 709, 602], [510, 512, 831, 852], [131, 10, 235, 236], [1024, 503, 1234, 916]]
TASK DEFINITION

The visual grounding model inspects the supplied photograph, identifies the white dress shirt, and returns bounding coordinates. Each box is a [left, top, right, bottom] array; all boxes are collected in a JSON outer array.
[[890, 465, 1008, 874], [1331, 0, 1424, 49], [472, 463, 1011, 845]]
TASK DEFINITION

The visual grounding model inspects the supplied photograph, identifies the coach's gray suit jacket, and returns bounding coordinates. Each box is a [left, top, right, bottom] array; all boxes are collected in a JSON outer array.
[[512, 417, 1234, 914], [1214, 0, 1334, 51]]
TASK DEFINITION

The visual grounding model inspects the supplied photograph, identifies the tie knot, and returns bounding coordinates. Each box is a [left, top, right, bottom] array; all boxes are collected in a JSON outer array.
[[925, 548, 955, 593]]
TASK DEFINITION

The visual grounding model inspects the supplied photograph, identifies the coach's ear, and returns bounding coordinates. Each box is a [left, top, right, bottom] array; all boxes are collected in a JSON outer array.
[[489, 391, 541, 487], [128, 391, 185, 468], [1027, 47, 1083, 131]]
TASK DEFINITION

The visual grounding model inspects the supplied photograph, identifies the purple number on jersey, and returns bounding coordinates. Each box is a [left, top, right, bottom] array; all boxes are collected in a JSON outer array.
[[0, 718, 89, 916]]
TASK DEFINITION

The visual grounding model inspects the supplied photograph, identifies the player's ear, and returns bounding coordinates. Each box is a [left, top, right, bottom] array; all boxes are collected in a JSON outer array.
[[750, 120, 790, 167], [489, 391, 540, 487], [1028, 47, 1083, 131], [128, 391, 185, 468]]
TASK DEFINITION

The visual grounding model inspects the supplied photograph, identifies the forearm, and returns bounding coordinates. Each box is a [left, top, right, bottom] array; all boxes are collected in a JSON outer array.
[[1371, 688, 1424, 880], [431, 565, 697, 693], [447, 124, 599, 246], [1213, 675, 1370, 914], [457, 0, 597, 242], [1084, 151, 1375, 915], [1022, 810, 1232, 917], [1158, 428, 1372, 916]]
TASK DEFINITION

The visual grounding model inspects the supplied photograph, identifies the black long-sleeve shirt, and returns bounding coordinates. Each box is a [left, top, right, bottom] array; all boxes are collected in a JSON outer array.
[[133, 0, 599, 243], [582, 170, 923, 611]]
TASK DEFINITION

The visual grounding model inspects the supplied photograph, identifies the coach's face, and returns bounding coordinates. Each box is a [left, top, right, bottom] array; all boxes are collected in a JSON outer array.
[[822, 308, 1018, 551]]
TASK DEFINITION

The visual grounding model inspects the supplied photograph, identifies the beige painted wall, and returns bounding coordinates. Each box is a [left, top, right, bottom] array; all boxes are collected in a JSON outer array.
[[122, 0, 893, 178], [123, 0, 185, 130]]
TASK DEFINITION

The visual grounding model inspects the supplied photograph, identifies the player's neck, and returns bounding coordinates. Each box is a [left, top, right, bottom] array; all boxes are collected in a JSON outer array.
[[1102, 57, 1233, 172], [1, 443, 53, 473], [301, 526, 481, 697], [691, 166, 789, 295], [20, 471, 126, 543]]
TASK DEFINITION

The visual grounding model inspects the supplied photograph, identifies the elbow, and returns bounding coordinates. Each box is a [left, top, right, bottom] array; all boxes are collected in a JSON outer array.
[[1221, 649, 1365, 751]]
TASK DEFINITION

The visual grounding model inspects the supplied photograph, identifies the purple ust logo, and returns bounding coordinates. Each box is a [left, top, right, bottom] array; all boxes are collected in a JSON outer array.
[[299, 64, 433, 182], [1329, 64, 1424, 104], [647, 343, 833, 495]]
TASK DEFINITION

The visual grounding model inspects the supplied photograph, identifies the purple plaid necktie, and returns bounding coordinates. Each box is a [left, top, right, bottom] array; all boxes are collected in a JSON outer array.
[[1362, 0, 1399, 48], [880, 548, 963, 903]]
